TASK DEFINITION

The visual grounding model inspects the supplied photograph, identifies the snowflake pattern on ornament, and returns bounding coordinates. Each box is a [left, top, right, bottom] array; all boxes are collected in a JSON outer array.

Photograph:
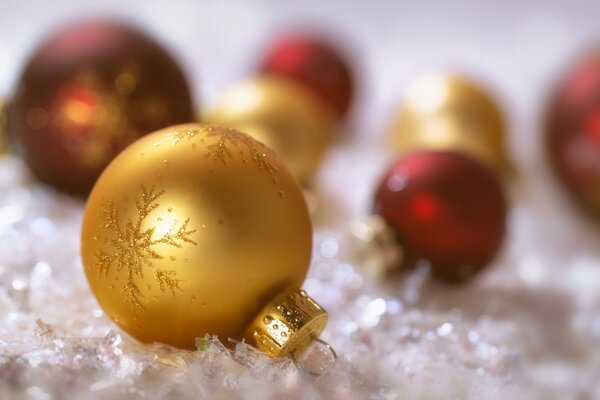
[[94, 185, 197, 309], [164, 128, 199, 145], [164, 125, 279, 174], [205, 126, 279, 174]]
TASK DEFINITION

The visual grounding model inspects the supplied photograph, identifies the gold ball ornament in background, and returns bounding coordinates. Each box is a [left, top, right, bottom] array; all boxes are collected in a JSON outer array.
[[390, 74, 511, 173], [81, 123, 328, 356], [207, 77, 336, 185]]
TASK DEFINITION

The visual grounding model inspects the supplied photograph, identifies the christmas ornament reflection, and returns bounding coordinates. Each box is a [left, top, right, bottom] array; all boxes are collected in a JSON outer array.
[[391, 74, 510, 173], [82, 124, 329, 359], [8, 20, 195, 194], [208, 77, 335, 185], [374, 151, 507, 282]]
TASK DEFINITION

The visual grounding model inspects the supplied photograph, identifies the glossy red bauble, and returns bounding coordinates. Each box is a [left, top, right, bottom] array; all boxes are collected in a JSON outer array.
[[259, 34, 354, 118], [7, 20, 195, 194], [374, 151, 507, 282], [546, 53, 600, 219]]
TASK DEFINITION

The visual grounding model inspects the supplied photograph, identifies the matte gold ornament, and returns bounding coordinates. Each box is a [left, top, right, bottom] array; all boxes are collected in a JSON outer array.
[[207, 77, 335, 185], [81, 124, 329, 357], [390, 74, 511, 173]]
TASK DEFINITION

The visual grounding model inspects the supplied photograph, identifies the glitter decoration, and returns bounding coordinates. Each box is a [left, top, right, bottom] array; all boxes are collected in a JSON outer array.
[[205, 125, 279, 174], [94, 185, 197, 309], [164, 128, 199, 145], [207, 78, 333, 184], [54, 68, 158, 170], [6, 19, 195, 194]]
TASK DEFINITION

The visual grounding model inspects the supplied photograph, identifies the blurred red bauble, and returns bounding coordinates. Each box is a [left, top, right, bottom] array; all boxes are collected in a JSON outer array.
[[7, 20, 195, 194], [259, 34, 354, 118], [374, 151, 507, 282], [0, 100, 6, 153], [546, 53, 600, 219]]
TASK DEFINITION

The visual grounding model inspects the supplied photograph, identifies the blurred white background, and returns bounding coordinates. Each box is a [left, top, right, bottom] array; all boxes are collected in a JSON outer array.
[[1, 0, 599, 152]]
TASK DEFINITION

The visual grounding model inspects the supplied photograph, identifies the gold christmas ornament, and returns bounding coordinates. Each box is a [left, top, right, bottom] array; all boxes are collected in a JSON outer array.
[[390, 73, 511, 173], [81, 123, 329, 358], [207, 77, 335, 185]]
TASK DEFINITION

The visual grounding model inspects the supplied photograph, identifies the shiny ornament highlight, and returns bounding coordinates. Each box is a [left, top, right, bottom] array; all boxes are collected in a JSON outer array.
[[8, 20, 195, 194], [390, 74, 510, 173], [374, 151, 507, 282], [208, 77, 335, 184], [260, 34, 354, 118], [81, 124, 327, 356], [546, 53, 600, 219]]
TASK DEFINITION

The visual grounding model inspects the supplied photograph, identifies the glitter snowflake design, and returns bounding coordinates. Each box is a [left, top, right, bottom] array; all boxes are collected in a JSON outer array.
[[204, 126, 279, 174], [94, 185, 197, 309], [164, 128, 198, 145], [162, 125, 279, 174]]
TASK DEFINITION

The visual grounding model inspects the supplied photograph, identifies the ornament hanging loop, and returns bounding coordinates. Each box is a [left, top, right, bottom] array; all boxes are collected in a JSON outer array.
[[291, 335, 337, 376]]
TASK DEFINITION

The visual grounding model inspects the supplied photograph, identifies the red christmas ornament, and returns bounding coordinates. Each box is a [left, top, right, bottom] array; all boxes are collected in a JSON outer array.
[[7, 19, 195, 194], [374, 151, 507, 282], [259, 34, 354, 118], [546, 52, 600, 219]]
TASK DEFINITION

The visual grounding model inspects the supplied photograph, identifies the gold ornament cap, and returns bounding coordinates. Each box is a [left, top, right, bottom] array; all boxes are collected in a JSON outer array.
[[246, 288, 328, 358]]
